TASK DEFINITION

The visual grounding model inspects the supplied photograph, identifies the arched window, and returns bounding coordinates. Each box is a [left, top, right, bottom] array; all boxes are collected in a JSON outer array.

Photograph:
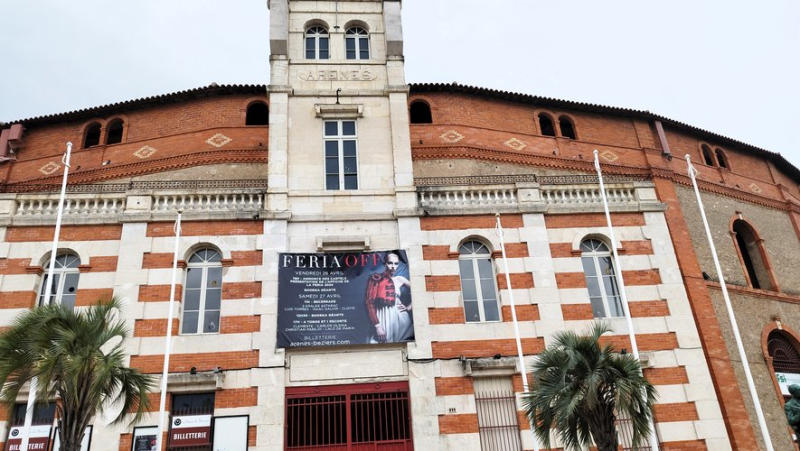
[[538, 113, 556, 137], [106, 119, 124, 145], [39, 253, 81, 310], [305, 26, 329, 60], [246, 102, 269, 126], [83, 122, 101, 148], [732, 220, 774, 290], [345, 27, 370, 60], [558, 115, 576, 139], [715, 148, 728, 169], [580, 238, 623, 318], [701, 144, 715, 166], [182, 248, 223, 334], [458, 240, 500, 323], [409, 101, 432, 124], [768, 331, 800, 375]]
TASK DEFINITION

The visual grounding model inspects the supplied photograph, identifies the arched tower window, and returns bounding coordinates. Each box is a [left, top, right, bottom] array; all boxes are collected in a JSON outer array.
[[345, 27, 370, 60], [246, 102, 269, 126], [39, 253, 81, 310], [538, 113, 556, 137], [732, 219, 774, 291], [558, 115, 576, 139], [580, 238, 623, 318], [182, 248, 223, 334], [106, 119, 124, 145], [83, 122, 101, 148], [701, 144, 715, 166], [409, 101, 432, 124], [458, 240, 500, 323], [715, 148, 729, 169], [768, 331, 800, 375], [305, 26, 329, 60]]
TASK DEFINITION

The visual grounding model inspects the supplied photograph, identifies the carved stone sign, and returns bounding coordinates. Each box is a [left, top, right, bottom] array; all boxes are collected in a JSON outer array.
[[299, 69, 378, 81]]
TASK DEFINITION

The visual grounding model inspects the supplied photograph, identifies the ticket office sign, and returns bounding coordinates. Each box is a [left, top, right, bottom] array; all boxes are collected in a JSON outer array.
[[5, 425, 51, 451], [169, 415, 212, 448]]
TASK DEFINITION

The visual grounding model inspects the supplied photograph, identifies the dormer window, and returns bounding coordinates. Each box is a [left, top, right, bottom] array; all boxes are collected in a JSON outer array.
[[306, 26, 330, 60], [345, 27, 370, 60]]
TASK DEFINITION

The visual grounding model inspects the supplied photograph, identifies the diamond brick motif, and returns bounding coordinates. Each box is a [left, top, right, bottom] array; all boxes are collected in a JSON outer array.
[[134, 145, 157, 159], [504, 138, 527, 151], [39, 162, 60, 175], [206, 133, 232, 148], [749, 183, 762, 194], [601, 150, 619, 162], [440, 130, 464, 144]]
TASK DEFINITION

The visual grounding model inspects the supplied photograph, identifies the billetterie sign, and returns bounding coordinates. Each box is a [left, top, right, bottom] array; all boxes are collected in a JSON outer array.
[[169, 415, 212, 448], [5, 425, 51, 451], [277, 250, 414, 348]]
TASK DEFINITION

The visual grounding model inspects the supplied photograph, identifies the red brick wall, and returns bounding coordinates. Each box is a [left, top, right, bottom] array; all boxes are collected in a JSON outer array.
[[629, 300, 670, 317], [432, 338, 544, 359], [134, 319, 180, 337], [428, 307, 466, 325], [545, 213, 645, 229], [216, 387, 258, 408], [0, 258, 33, 275], [0, 291, 37, 309], [501, 305, 539, 322], [600, 332, 678, 352], [438, 413, 479, 434], [496, 273, 534, 290], [421, 215, 523, 231], [644, 367, 690, 385], [435, 377, 474, 396], [82, 256, 119, 272], [561, 304, 593, 320], [129, 350, 259, 374], [555, 272, 586, 289], [222, 282, 261, 299], [220, 316, 261, 334], [138, 285, 182, 302], [425, 275, 461, 292], [75, 288, 115, 306], [5, 225, 122, 242], [147, 221, 262, 237], [654, 402, 699, 422]]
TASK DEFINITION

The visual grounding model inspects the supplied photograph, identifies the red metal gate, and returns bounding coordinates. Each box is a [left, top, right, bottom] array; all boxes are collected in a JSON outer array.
[[285, 382, 413, 451]]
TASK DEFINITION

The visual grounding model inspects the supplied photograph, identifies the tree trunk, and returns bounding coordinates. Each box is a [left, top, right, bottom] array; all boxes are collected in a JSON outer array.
[[588, 406, 619, 451]]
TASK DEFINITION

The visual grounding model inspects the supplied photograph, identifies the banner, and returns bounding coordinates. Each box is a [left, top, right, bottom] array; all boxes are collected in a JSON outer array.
[[278, 250, 414, 347], [169, 415, 212, 448], [5, 425, 51, 451]]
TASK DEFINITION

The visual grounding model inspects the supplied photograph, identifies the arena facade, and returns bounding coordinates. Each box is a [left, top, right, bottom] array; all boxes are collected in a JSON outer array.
[[0, 1, 798, 450]]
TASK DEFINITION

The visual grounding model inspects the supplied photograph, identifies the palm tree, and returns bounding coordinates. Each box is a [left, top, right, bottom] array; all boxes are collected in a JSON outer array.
[[522, 322, 657, 451], [0, 298, 154, 451]]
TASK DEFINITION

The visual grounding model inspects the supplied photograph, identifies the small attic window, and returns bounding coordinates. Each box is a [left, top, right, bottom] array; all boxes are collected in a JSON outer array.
[[538, 113, 556, 137], [246, 102, 269, 126], [83, 123, 101, 148], [559, 115, 576, 139], [715, 148, 728, 169], [409, 101, 432, 124], [106, 119, 124, 145]]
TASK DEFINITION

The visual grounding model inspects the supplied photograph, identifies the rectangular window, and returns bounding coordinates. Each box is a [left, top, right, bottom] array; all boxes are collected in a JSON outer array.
[[285, 382, 412, 450], [474, 377, 522, 451], [324, 120, 358, 190]]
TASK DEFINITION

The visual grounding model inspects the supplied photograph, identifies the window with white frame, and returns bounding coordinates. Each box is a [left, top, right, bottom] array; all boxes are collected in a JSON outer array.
[[474, 377, 523, 450], [39, 253, 80, 310], [459, 241, 500, 322], [182, 249, 222, 334], [324, 120, 359, 190], [345, 27, 370, 60], [580, 238, 623, 318], [305, 26, 330, 59]]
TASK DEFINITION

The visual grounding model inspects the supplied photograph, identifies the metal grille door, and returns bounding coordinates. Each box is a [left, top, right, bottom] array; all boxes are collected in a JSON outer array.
[[285, 382, 413, 451], [474, 377, 522, 451]]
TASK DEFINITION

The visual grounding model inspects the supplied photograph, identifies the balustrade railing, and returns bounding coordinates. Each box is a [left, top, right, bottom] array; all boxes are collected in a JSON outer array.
[[419, 188, 517, 208], [15, 197, 125, 217], [153, 193, 263, 212]]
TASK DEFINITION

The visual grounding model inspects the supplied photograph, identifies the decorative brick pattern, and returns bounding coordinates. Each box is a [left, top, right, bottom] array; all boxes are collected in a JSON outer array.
[[549, 243, 575, 258], [230, 250, 263, 266], [544, 213, 645, 229], [220, 316, 261, 334], [248, 426, 257, 447], [561, 304, 594, 321], [0, 258, 33, 275], [222, 282, 262, 299], [501, 304, 539, 322], [422, 245, 453, 261], [621, 240, 654, 255], [0, 291, 37, 309], [129, 350, 259, 374], [138, 284, 182, 303], [660, 440, 707, 451], [643, 367, 690, 385], [621, 269, 662, 286], [75, 288, 115, 307], [629, 300, 670, 317], [420, 214, 523, 231], [496, 272, 534, 290], [600, 332, 679, 352], [134, 319, 179, 337], [5, 225, 123, 242], [142, 253, 178, 269], [428, 307, 466, 325], [216, 387, 258, 408], [654, 402, 699, 422], [555, 272, 586, 289], [434, 377, 474, 396], [82, 256, 119, 272], [146, 221, 262, 237], [425, 275, 462, 292], [438, 414, 479, 434], [432, 338, 544, 359]]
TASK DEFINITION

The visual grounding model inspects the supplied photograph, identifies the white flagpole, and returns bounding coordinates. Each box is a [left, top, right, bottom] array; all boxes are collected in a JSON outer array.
[[156, 211, 182, 451], [20, 142, 72, 451], [684, 155, 774, 451], [593, 150, 659, 451], [496, 214, 539, 451]]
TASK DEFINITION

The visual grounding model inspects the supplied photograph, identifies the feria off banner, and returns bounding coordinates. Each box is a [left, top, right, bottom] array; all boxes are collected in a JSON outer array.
[[277, 250, 414, 347]]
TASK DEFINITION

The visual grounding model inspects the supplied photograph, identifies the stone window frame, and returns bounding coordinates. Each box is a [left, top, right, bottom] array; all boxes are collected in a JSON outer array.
[[729, 215, 780, 292], [579, 235, 625, 318], [456, 237, 502, 323], [305, 23, 330, 60], [345, 25, 370, 60], [181, 246, 225, 335]]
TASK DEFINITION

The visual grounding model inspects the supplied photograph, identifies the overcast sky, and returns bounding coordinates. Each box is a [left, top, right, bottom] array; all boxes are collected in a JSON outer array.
[[1, 1, 798, 167]]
